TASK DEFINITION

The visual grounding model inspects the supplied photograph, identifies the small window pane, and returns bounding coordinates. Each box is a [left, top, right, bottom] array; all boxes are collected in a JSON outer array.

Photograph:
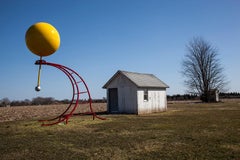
[[144, 89, 148, 101]]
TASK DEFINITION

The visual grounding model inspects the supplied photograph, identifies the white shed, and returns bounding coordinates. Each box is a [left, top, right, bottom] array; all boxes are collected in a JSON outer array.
[[102, 70, 169, 114]]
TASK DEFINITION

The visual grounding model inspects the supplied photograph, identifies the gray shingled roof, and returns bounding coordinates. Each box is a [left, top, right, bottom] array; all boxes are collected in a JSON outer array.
[[103, 70, 169, 88]]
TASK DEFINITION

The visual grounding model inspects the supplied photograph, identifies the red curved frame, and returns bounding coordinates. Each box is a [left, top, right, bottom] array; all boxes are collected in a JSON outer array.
[[35, 60, 105, 126]]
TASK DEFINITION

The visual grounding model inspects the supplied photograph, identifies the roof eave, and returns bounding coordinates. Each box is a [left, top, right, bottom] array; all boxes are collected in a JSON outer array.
[[102, 70, 122, 89], [137, 86, 169, 88]]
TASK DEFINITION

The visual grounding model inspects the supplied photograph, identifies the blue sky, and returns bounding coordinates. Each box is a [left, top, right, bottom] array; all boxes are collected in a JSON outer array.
[[0, 0, 240, 100]]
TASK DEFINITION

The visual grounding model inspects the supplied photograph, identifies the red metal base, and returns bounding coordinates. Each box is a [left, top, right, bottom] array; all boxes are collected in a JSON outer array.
[[35, 60, 106, 126]]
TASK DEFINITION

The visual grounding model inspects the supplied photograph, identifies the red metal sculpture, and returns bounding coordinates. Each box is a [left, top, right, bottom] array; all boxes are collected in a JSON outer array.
[[35, 60, 105, 126], [25, 22, 105, 126]]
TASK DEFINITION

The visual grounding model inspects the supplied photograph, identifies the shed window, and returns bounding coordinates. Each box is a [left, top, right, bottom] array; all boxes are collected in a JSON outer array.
[[144, 89, 148, 101]]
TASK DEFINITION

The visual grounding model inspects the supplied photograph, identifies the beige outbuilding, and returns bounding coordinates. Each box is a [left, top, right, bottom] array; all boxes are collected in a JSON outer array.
[[103, 70, 169, 114]]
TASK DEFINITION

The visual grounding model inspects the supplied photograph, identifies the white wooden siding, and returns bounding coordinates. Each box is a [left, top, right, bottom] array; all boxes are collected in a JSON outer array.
[[137, 89, 167, 114], [107, 74, 138, 113], [118, 86, 137, 113]]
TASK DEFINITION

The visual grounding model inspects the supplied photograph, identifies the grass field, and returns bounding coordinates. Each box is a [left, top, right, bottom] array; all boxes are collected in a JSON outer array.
[[0, 102, 239, 159]]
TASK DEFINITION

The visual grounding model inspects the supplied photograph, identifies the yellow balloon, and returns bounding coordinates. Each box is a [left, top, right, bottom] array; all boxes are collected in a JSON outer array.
[[25, 22, 60, 57]]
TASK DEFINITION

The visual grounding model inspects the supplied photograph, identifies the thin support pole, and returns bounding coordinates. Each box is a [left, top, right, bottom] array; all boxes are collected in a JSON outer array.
[[35, 56, 42, 91]]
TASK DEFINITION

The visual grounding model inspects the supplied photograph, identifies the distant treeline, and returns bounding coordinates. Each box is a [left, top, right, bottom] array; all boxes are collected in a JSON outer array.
[[0, 97, 107, 107], [1, 92, 240, 107], [167, 94, 199, 101], [168, 92, 240, 101], [219, 92, 240, 99]]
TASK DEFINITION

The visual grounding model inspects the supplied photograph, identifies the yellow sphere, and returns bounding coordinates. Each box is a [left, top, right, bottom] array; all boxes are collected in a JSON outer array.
[[25, 22, 60, 57]]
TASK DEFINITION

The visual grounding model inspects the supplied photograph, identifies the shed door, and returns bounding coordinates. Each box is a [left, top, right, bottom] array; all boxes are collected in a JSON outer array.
[[108, 88, 118, 112]]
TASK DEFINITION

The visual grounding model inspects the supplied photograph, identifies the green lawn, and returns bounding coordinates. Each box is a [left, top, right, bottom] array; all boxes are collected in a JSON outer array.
[[0, 102, 239, 160]]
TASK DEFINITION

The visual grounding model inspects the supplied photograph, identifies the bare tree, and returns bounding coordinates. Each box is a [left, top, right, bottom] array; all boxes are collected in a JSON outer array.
[[0, 97, 11, 107], [181, 37, 227, 102], [32, 97, 55, 105]]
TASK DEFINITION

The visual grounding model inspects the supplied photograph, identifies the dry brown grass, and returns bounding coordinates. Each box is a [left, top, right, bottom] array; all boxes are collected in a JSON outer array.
[[0, 103, 107, 122], [0, 102, 239, 159]]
